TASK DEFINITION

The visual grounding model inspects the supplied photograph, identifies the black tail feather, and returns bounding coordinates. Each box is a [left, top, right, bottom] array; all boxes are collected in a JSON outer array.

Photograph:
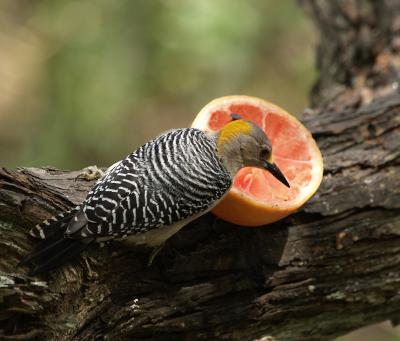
[[19, 238, 65, 266], [20, 208, 94, 275], [28, 237, 93, 275], [20, 228, 94, 275]]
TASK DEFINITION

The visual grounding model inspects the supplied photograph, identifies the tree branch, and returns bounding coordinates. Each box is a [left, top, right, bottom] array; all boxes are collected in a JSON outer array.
[[1, 1, 400, 340], [1, 92, 399, 340]]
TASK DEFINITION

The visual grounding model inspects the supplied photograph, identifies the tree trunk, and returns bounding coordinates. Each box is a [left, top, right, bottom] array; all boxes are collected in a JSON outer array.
[[1, 1, 400, 340]]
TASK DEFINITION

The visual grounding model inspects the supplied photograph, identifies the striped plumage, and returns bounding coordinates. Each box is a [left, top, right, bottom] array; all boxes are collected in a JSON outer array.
[[67, 128, 230, 238], [22, 128, 231, 274], [21, 118, 290, 275]]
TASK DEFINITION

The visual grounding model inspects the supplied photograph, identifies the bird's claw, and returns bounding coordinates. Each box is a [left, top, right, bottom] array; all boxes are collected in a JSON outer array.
[[148, 243, 165, 267], [75, 165, 104, 182]]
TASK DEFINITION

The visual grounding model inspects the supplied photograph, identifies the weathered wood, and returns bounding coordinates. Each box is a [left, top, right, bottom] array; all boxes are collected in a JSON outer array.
[[301, 0, 400, 109], [0, 92, 398, 340], [1, 0, 400, 340]]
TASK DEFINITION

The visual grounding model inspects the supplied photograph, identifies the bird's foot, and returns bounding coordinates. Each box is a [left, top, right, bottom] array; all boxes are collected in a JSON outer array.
[[76, 165, 104, 181], [148, 243, 165, 267]]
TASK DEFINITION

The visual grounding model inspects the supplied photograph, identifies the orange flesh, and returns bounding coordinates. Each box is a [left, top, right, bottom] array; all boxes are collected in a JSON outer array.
[[209, 104, 313, 205]]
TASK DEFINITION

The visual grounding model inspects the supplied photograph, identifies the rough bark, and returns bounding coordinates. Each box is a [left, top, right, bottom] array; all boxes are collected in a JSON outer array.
[[1, 1, 400, 340], [301, 0, 400, 109]]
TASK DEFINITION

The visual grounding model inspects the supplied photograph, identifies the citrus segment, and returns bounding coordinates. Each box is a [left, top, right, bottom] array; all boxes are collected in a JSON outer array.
[[192, 95, 323, 226], [265, 113, 312, 161]]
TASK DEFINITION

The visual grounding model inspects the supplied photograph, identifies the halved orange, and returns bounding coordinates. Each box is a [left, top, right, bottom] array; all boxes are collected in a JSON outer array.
[[192, 95, 323, 226]]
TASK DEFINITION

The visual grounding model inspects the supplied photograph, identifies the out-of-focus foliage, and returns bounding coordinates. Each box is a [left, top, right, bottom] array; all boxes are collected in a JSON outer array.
[[0, 0, 315, 168]]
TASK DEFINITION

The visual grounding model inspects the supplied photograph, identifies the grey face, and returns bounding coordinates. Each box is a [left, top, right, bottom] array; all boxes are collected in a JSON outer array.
[[240, 122, 273, 169], [217, 119, 290, 187], [230, 121, 290, 187]]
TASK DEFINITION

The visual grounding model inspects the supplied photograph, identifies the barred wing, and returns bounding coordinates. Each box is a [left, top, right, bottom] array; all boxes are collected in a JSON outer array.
[[68, 129, 231, 238]]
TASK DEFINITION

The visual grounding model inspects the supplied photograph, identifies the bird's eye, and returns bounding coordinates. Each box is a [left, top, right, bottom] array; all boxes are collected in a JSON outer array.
[[260, 148, 270, 159]]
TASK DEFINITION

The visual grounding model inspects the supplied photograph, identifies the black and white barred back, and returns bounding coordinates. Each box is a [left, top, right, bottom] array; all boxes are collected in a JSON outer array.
[[31, 128, 232, 241]]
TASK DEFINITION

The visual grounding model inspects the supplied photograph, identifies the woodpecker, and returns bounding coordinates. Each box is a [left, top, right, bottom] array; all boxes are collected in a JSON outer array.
[[20, 116, 289, 275]]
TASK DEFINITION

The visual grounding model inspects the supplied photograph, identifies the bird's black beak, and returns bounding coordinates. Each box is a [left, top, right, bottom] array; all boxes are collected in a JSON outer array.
[[263, 161, 290, 188]]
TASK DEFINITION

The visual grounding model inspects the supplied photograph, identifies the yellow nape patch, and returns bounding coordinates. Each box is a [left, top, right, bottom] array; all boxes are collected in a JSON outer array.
[[217, 120, 253, 150]]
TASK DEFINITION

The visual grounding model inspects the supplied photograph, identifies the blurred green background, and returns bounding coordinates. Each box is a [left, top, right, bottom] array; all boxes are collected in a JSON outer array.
[[0, 0, 315, 169], [1, 1, 399, 340]]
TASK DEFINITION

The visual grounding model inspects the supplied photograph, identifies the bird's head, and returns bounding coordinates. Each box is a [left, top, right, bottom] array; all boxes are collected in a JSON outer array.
[[215, 117, 290, 187]]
